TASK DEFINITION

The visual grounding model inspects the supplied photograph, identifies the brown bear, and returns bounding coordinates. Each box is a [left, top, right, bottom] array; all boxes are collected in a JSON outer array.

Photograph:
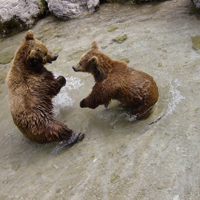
[[72, 41, 159, 119], [7, 30, 84, 145]]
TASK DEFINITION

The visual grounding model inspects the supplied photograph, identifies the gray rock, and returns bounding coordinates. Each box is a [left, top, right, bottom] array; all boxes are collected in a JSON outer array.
[[103, 0, 134, 3], [0, 0, 47, 36], [191, 0, 200, 9], [46, 0, 100, 19], [103, 0, 164, 3]]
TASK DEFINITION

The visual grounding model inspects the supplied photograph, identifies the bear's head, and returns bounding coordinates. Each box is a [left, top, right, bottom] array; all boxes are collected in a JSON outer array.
[[23, 30, 58, 66], [72, 41, 107, 80]]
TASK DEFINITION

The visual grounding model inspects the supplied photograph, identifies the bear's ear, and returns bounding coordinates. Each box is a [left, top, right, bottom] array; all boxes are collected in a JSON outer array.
[[89, 56, 99, 66], [25, 30, 34, 41], [29, 50, 42, 63], [89, 56, 104, 80], [91, 41, 98, 51], [29, 50, 37, 59]]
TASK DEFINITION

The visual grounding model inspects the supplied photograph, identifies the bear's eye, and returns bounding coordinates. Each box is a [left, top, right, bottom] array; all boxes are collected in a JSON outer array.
[[79, 62, 82, 66], [44, 52, 47, 56]]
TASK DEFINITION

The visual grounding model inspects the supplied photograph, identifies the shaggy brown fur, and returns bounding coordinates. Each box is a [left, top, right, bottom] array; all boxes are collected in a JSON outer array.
[[7, 30, 84, 144], [73, 41, 159, 119]]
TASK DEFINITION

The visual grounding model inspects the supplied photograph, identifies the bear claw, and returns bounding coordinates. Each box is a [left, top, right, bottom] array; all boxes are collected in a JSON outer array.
[[61, 133, 85, 147]]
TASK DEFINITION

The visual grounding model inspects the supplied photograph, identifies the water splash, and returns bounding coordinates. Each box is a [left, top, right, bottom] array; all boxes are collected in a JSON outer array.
[[110, 113, 137, 125], [64, 76, 84, 91], [106, 76, 185, 126], [166, 78, 185, 116], [52, 74, 84, 117]]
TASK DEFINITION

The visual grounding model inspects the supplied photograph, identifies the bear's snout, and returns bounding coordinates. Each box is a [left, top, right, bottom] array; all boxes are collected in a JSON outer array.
[[72, 66, 78, 72], [47, 53, 59, 63], [52, 54, 59, 61]]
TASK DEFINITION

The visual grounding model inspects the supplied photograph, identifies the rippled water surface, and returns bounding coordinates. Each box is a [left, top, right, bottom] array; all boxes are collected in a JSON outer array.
[[0, 0, 200, 199]]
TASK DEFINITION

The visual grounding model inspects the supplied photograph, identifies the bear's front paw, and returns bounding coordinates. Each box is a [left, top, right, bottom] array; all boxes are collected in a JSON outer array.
[[80, 99, 97, 109], [80, 99, 86, 108], [104, 101, 110, 109], [57, 76, 66, 86]]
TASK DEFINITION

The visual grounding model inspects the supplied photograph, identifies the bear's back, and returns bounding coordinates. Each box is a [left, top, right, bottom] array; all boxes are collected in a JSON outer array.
[[106, 66, 158, 107]]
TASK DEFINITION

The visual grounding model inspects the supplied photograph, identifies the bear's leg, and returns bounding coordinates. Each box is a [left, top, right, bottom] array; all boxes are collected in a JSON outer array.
[[29, 120, 84, 145], [131, 106, 152, 120], [50, 76, 66, 97], [48, 120, 84, 145]]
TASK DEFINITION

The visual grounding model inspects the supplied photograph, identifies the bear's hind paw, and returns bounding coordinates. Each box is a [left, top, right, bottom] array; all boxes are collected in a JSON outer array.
[[61, 132, 85, 147]]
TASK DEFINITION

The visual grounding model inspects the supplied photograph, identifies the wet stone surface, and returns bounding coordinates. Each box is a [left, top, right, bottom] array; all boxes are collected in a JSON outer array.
[[0, 0, 200, 199]]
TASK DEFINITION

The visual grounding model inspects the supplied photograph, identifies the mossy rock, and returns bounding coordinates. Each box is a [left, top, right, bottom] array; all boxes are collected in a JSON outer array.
[[0, 51, 14, 64], [158, 62, 162, 67], [0, 18, 26, 37], [191, 35, 200, 50], [112, 34, 127, 43], [110, 174, 120, 183], [0, 1, 49, 37], [120, 58, 130, 63], [108, 26, 118, 32]]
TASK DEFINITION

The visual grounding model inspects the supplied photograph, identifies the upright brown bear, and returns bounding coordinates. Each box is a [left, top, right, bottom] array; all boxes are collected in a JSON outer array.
[[7, 30, 84, 145], [73, 41, 159, 119]]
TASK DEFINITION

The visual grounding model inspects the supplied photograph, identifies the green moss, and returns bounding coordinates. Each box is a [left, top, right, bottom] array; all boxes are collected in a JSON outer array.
[[110, 174, 120, 183], [120, 58, 130, 63], [40, 0, 50, 16], [0, 17, 26, 37], [108, 26, 118, 32], [158, 62, 162, 67], [112, 34, 127, 43], [0, 51, 14, 64], [191, 35, 200, 50]]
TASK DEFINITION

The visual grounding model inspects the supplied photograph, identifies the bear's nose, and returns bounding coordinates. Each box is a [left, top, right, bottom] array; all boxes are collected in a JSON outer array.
[[53, 54, 59, 60], [72, 66, 76, 71]]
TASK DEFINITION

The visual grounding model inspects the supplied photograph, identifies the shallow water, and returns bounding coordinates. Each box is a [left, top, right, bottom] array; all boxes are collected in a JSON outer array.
[[0, 0, 200, 199]]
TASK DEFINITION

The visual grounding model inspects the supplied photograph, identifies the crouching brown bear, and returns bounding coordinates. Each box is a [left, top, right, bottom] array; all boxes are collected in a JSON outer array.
[[7, 30, 84, 145], [72, 41, 159, 119]]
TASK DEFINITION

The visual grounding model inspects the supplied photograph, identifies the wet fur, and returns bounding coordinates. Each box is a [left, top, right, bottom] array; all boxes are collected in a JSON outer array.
[[73, 41, 159, 119], [7, 30, 84, 144]]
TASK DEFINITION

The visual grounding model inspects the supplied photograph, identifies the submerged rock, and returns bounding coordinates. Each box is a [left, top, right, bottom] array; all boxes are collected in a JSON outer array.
[[108, 26, 119, 32], [112, 34, 127, 43], [191, 35, 200, 50], [0, 0, 47, 37], [46, 0, 100, 19]]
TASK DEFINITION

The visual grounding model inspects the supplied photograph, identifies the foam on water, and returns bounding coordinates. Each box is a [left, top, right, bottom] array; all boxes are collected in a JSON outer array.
[[52, 73, 84, 117], [166, 78, 185, 116]]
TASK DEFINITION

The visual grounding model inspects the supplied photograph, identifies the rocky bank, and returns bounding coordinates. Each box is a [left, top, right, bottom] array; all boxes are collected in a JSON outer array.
[[1, 0, 200, 37]]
